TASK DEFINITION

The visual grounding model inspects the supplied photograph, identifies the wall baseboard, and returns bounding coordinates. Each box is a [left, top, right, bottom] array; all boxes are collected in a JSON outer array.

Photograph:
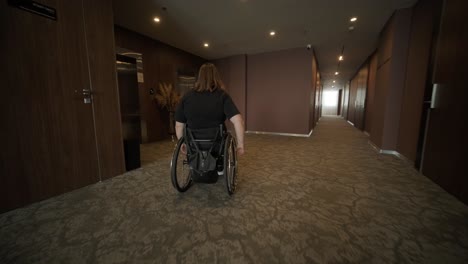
[[246, 129, 313, 138], [368, 140, 380, 152], [368, 140, 413, 164]]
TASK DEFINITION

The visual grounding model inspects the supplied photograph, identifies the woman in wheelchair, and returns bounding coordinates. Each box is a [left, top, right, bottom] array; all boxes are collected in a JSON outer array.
[[170, 63, 245, 195]]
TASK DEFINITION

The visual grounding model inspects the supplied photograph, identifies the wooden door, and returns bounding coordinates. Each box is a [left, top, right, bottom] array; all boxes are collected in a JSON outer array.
[[1, 0, 100, 212], [421, 0, 468, 204]]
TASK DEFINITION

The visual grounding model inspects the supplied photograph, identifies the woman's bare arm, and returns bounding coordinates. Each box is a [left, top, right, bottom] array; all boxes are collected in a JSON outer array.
[[229, 114, 245, 155], [175, 121, 185, 139]]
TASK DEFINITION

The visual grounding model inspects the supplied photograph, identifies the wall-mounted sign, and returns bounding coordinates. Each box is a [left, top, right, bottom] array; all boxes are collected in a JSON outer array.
[[8, 0, 57, 21]]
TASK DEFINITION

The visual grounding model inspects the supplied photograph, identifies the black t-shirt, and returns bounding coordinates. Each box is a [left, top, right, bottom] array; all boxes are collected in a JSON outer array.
[[175, 89, 240, 129]]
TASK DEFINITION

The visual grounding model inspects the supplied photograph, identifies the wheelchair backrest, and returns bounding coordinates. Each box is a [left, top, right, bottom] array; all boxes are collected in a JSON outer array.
[[184, 124, 225, 173], [184, 124, 225, 152]]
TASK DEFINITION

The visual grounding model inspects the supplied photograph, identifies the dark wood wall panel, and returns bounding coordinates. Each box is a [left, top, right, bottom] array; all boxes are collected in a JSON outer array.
[[421, 0, 468, 204], [348, 78, 358, 124], [377, 15, 395, 68], [312, 55, 320, 128], [342, 82, 350, 120], [370, 13, 396, 147], [370, 8, 412, 150], [309, 55, 317, 130], [0, 0, 109, 212], [383, 8, 412, 149], [318, 83, 323, 120], [114, 26, 205, 142], [355, 72, 362, 127], [337, 89, 343, 115], [370, 61, 391, 148], [356, 65, 369, 130], [348, 61, 369, 130], [397, 0, 442, 162], [83, 0, 125, 179], [364, 53, 378, 133]]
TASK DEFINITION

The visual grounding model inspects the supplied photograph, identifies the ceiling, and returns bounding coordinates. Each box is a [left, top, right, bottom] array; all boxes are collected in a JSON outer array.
[[113, 0, 417, 90]]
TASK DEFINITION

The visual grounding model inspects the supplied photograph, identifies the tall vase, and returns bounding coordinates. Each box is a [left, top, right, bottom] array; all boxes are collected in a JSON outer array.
[[169, 111, 176, 141]]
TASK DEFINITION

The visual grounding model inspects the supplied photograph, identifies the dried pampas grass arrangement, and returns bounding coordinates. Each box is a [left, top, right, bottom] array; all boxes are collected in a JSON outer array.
[[155, 82, 180, 112]]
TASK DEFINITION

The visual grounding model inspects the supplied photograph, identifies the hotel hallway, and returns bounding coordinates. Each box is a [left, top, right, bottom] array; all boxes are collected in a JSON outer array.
[[1, 116, 467, 263]]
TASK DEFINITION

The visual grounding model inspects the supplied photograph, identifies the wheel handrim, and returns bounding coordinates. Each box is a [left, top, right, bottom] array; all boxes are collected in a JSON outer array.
[[226, 139, 237, 193], [176, 150, 191, 189]]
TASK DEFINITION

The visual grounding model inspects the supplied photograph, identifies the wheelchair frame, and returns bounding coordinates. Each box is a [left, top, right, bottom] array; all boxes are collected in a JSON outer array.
[[170, 125, 238, 195]]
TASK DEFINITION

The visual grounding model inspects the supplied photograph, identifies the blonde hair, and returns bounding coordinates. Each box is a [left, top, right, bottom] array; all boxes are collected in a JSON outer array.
[[194, 63, 224, 92]]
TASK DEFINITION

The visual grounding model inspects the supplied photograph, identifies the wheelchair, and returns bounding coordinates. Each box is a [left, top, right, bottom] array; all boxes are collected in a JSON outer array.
[[170, 124, 238, 195]]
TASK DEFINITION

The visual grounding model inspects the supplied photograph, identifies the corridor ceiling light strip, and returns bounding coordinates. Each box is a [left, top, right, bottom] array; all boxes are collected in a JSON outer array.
[[334, 45, 344, 80], [203, 43, 209, 47], [350, 17, 357, 22], [153, 17, 160, 23], [270, 31, 276, 36]]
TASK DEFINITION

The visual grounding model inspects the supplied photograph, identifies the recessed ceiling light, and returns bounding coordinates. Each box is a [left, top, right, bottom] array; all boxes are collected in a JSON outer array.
[[153, 17, 161, 23], [270, 31, 276, 36], [350, 17, 357, 22], [339, 55, 343, 61], [333, 80, 336, 83], [203, 43, 209, 47], [332, 86, 335, 88], [335, 72, 339, 75]]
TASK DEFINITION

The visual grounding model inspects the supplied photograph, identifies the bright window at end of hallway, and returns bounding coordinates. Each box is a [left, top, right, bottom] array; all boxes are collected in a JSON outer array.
[[323, 90, 339, 107]]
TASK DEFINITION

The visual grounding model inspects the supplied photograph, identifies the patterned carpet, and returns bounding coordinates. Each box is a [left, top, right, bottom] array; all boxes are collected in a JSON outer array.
[[1, 116, 467, 263]]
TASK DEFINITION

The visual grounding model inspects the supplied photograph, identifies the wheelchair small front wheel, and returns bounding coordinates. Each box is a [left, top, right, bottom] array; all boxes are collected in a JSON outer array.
[[224, 135, 238, 195], [170, 137, 192, 192]]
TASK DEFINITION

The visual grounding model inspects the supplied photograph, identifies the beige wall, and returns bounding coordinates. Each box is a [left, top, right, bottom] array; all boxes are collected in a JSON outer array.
[[246, 48, 314, 134], [216, 48, 317, 135], [214, 55, 247, 119]]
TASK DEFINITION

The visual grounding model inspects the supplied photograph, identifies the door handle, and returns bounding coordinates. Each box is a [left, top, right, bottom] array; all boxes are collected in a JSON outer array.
[[430, 83, 441, 109], [78, 89, 93, 104], [82, 89, 94, 96]]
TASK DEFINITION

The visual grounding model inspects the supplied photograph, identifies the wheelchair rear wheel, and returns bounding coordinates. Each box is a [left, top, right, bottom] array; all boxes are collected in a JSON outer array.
[[224, 134, 238, 195], [171, 137, 192, 192]]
